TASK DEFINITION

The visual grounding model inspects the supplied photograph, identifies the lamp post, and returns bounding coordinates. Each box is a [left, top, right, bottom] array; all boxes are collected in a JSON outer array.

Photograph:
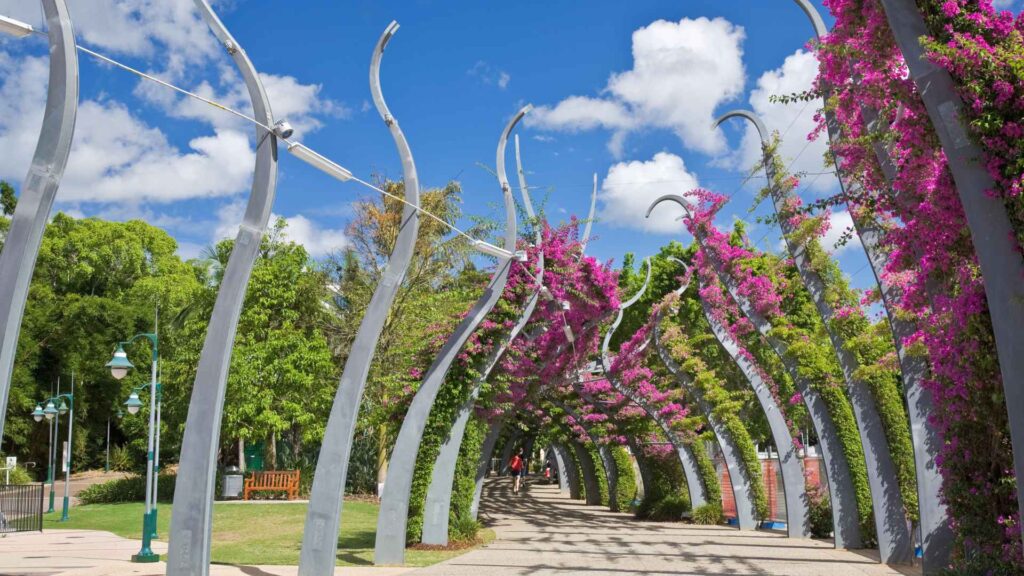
[[33, 378, 74, 521], [123, 381, 161, 540], [105, 408, 123, 473], [107, 331, 159, 564], [32, 379, 59, 514]]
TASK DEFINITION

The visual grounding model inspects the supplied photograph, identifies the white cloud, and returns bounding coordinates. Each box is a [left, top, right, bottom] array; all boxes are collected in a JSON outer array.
[[719, 49, 835, 194], [0, 0, 219, 75], [467, 61, 511, 90], [820, 210, 861, 254], [0, 54, 253, 203], [275, 214, 350, 257], [213, 202, 349, 258], [599, 152, 698, 234], [528, 17, 746, 157], [137, 70, 348, 137]]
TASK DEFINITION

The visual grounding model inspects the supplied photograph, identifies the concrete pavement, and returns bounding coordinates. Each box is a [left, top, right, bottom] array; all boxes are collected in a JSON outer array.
[[408, 478, 922, 576], [0, 477, 923, 576]]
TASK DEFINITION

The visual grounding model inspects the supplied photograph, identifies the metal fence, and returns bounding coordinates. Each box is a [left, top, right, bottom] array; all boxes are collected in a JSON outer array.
[[0, 483, 44, 533]]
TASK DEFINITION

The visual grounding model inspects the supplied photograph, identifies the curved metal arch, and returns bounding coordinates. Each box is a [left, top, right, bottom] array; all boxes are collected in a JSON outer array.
[[579, 173, 598, 257], [650, 306, 757, 530], [570, 381, 650, 502], [420, 135, 545, 545], [373, 105, 527, 565], [169, 3, 280, 574], [690, 263, 810, 537], [789, 0, 950, 566], [664, 255, 808, 535], [550, 399, 617, 509], [648, 195, 863, 548], [718, 109, 911, 561], [0, 0, 78, 441], [595, 256, 710, 510], [297, 21, 422, 576], [547, 442, 572, 495], [470, 419, 506, 519]]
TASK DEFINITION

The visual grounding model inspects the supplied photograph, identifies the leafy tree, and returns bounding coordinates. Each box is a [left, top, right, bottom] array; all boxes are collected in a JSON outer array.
[[0, 181, 16, 216]]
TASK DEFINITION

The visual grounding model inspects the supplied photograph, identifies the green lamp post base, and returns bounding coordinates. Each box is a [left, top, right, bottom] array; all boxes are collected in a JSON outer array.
[[131, 551, 161, 563]]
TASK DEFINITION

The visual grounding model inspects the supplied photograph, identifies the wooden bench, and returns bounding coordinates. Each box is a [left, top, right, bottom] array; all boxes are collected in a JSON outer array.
[[243, 470, 300, 500]]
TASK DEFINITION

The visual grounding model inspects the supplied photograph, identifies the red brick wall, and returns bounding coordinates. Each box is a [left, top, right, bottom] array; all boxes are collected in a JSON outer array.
[[715, 456, 825, 522]]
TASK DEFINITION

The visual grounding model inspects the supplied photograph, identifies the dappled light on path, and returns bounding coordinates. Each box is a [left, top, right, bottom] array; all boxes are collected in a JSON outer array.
[[410, 479, 917, 576]]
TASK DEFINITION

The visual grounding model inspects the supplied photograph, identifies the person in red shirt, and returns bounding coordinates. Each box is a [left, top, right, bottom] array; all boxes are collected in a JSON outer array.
[[509, 448, 525, 495]]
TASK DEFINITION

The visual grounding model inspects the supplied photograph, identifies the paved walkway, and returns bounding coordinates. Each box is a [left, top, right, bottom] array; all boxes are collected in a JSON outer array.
[[409, 479, 921, 576], [0, 478, 923, 576]]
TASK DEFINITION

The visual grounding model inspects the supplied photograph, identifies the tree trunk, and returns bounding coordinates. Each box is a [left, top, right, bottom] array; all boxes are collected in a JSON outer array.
[[376, 424, 389, 494], [238, 438, 246, 473], [267, 429, 277, 470], [291, 424, 301, 464]]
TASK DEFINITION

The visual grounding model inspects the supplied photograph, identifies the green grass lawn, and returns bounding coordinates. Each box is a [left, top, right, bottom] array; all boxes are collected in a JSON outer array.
[[44, 501, 493, 567]]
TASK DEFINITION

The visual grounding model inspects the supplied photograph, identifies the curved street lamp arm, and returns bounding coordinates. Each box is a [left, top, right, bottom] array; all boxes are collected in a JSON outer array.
[[0, 0, 78, 441]]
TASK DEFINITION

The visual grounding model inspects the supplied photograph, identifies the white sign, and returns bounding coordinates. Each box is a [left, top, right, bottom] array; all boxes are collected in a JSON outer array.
[[62, 442, 68, 472], [4, 456, 14, 468]]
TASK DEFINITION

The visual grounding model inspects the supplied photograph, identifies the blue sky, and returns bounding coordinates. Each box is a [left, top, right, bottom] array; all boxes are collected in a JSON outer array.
[[0, 0, 1016, 289]]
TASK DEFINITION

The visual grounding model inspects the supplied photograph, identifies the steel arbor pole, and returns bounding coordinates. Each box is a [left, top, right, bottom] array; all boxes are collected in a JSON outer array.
[[787, 0, 949, 564], [373, 106, 526, 565], [469, 420, 505, 519], [648, 301, 757, 530], [875, 0, 1024, 554], [420, 134, 543, 545], [647, 194, 863, 549], [0, 0, 77, 440], [548, 443, 571, 495], [168, 2, 278, 573], [690, 258, 811, 538], [552, 400, 619, 511], [716, 109, 912, 562], [600, 259, 710, 509], [297, 23, 421, 576]]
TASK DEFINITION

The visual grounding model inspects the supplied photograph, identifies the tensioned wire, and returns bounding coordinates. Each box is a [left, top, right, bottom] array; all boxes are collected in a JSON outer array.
[[32, 28, 494, 252]]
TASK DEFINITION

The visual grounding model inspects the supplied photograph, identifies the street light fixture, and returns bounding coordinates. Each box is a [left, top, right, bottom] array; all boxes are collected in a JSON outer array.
[[43, 400, 57, 420], [31, 378, 75, 521], [105, 344, 133, 380], [0, 14, 33, 37], [106, 329, 160, 563], [124, 392, 143, 415]]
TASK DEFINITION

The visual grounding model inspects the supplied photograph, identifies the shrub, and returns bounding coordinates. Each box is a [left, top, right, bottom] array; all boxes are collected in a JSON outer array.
[[108, 445, 133, 472], [449, 513, 480, 542], [610, 446, 638, 511], [78, 473, 177, 504], [692, 503, 723, 525], [4, 465, 34, 485], [637, 493, 690, 522], [808, 486, 834, 539]]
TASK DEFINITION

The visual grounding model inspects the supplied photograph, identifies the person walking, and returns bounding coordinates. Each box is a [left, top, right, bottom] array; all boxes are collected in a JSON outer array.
[[509, 448, 525, 495]]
